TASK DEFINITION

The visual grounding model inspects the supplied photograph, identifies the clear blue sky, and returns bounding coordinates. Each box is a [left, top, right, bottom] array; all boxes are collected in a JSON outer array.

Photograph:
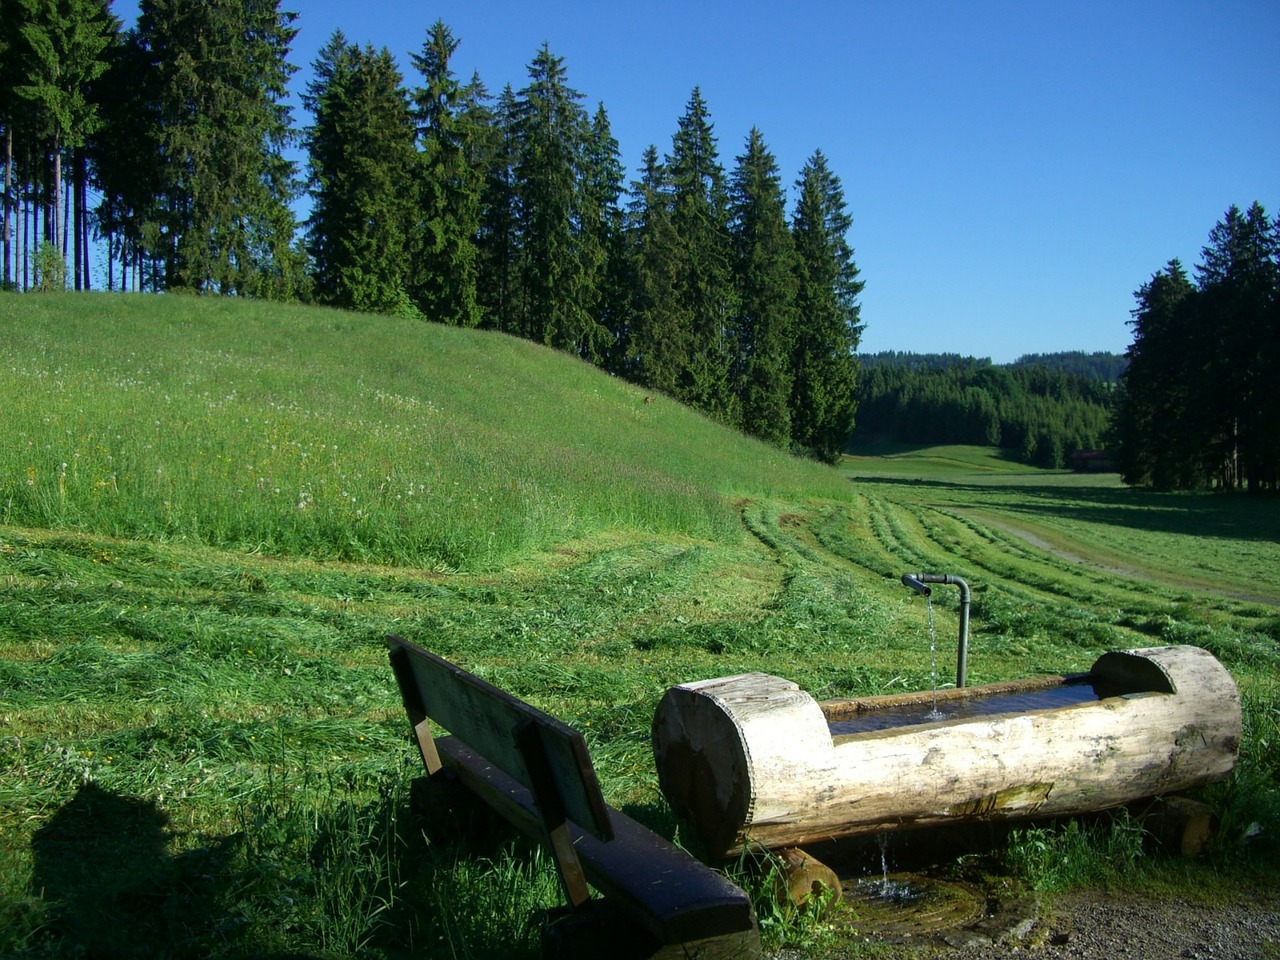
[[120, 0, 1279, 362]]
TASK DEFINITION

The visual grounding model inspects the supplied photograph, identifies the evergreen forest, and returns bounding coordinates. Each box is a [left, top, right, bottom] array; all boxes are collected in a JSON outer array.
[[853, 355, 1117, 469], [855, 197, 1280, 486], [1, 2, 861, 462]]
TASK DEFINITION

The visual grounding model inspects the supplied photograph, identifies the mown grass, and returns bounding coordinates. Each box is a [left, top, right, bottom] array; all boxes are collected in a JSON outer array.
[[2, 296, 1278, 958]]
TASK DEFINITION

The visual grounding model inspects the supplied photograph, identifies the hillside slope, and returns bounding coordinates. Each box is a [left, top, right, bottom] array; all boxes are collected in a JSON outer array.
[[1, 292, 847, 570]]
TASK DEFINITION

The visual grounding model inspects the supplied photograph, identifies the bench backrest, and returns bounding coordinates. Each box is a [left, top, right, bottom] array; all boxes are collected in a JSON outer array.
[[387, 634, 613, 842]]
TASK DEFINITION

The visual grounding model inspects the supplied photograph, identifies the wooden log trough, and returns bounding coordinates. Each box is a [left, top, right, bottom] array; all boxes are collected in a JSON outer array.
[[652, 645, 1241, 861]]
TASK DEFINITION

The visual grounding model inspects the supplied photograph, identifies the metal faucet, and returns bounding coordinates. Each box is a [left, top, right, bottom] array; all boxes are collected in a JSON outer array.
[[901, 573, 972, 688]]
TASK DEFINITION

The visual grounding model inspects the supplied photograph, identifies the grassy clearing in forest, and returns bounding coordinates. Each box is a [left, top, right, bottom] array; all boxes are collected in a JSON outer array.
[[2, 297, 1278, 958]]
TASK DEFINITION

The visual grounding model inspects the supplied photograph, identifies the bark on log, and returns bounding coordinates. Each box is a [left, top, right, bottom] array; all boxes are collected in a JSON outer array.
[[652, 646, 1240, 861]]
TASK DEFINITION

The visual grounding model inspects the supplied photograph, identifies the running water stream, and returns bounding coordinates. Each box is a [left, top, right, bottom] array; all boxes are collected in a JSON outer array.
[[925, 596, 946, 721]]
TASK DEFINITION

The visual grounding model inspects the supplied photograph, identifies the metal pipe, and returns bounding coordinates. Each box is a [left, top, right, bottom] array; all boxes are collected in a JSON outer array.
[[900, 573, 972, 688], [899, 574, 931, 597]]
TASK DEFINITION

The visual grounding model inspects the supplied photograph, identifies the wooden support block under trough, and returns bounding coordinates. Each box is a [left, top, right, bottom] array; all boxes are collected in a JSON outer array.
[[652, 646, 1241, 861], [773, 847, 841, 913], [1138, 796, 1219, 858]]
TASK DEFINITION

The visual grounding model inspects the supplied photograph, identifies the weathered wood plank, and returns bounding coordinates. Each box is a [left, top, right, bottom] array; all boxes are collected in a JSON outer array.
[[388, 635, 759, 955], [387, 634, 612, 841]]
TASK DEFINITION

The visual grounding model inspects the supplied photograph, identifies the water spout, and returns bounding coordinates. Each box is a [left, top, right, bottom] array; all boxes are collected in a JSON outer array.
[[900, 574, 931, 597], [900, 573, 971, 688]]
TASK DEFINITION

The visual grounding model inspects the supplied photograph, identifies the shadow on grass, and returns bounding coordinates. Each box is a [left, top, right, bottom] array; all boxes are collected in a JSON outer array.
[[28, 779, 553, 959], [29, 782, 319, 959]]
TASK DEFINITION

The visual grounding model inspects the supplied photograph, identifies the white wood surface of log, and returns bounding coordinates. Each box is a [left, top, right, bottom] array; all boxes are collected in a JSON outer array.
[[652, 647, 1241, 859]]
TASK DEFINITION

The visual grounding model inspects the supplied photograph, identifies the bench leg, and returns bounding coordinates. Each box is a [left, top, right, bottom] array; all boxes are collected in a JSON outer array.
[[515, 719, 593, 910]]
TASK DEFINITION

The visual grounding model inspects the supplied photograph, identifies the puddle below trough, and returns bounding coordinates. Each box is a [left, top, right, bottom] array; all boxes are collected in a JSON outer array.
[[803, 831, 1042, 950], [833, 870, 1039, 947], [844, 873, 985, 937]]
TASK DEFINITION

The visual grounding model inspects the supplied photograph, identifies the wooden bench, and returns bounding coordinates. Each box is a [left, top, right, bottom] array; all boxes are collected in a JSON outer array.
[[386, 634, 761, 960]]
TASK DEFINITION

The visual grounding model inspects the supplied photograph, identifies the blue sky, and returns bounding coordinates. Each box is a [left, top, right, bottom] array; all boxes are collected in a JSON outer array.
[[119, 1, 1279, 362]]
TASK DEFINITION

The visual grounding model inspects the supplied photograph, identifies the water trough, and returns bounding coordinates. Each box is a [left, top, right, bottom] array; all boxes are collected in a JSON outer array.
[[651, 645, 1241, 861]]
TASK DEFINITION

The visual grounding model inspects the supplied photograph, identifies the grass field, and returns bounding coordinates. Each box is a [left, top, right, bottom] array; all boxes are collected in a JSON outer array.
[[2, 294, 1278, 958]]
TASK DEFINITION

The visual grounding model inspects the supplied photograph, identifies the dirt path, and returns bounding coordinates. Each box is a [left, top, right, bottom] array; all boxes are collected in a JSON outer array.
[[926, 890, 1280, 960]]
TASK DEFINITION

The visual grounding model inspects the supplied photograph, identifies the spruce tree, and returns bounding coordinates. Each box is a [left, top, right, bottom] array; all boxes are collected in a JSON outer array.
[[134, 0, 301, 296], [303, 32, 417, 313], [513, 44, 590, 350], [579, 103, 627, 366], [789, 150, 864, 461], [729, 127, 797, 446], [1194, 202, 1279, 490], [411, 20, 482, 326], [475, 84, 519, 333], [626, 144, 689, 394], [1, 0, 22, 287], [89, 23, 165, 291], [11, 0, 115, 284], [666, 87, 735, 420], [1115, 260, 1197, 488]]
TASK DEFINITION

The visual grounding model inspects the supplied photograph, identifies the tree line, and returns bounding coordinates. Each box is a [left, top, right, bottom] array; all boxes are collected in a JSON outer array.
[[1, 2, 863, 462], [1115, 203, 1280, 492], [854, 356, 1115, 468]]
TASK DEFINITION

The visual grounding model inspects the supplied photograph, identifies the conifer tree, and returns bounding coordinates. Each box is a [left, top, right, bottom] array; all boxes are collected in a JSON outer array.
[[729, 127, 797, 446], [789, 150, 864, 461], [579, 102, 627, 366], [666, 87, 735, 420], [89, 24, 164, 290], [1116, 260, 1198, 488], [1, 0, 22, 287], [476, 84, 519, 333], [303, 32, 417, 313], [411, 20, 482, 326], [513, 44, 591, 350], [1194, 203, 1279, 490], [134, 0, 301, 297], [11, 0, 116, 285], [626, 144, 689, 393]]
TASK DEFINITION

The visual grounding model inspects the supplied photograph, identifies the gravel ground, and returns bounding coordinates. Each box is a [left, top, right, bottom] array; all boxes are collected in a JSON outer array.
[[924, 890, 1280, 960], [771, 890, 1280, 960]]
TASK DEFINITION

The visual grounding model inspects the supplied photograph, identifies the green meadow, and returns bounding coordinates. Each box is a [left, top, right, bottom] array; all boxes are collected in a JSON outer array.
[[2, 293, 1278, 958]]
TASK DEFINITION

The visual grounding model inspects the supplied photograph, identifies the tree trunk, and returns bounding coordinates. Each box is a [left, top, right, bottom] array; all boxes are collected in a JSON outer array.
[[79, 150, 91, 290], [73, 148, 82, 290], [54, 133, 64, 256], [22, 141, 30, 290], [3, 126, 11, 288]]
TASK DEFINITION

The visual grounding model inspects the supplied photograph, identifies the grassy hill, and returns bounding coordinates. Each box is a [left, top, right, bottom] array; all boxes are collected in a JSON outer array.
[[2, 293, 1278, 958]]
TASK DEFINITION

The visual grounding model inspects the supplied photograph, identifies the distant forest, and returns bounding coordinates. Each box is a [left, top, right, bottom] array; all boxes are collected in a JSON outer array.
[[856, 198, 1280, 492], [860, 350, 1126, 382], [1, 2, 860, 462], [853, 354, 1117, 468]]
